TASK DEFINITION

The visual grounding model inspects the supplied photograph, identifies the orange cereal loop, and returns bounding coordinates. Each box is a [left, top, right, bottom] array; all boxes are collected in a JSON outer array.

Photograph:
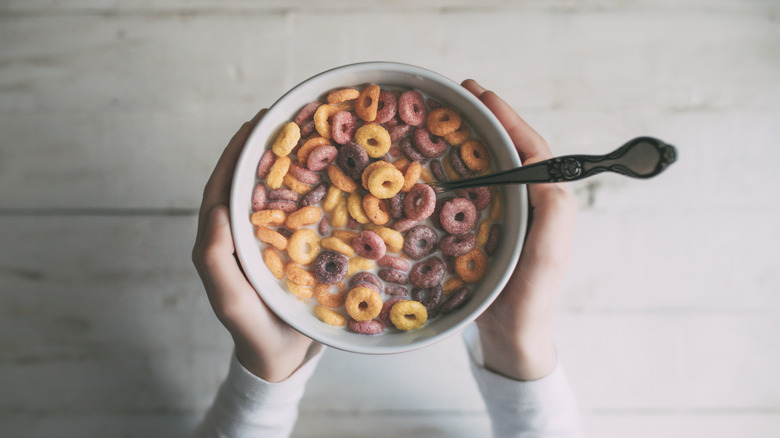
[[287, 229, 321, 265], [314, 282, 346, 308], [283, 173, 312, 195], [345, 286, 383, 321], [298, 136, 330, 164], [354, 124, 391, 158], [355, 84, 380, 122], [371, 226, 403, 253], [476, 219, 491, 247], [331, 197, 349, 228], [426, 107, 462, 137], [455, 248, 488, 283], [362, 194, 389, 225], [271, 122, 301, 157], [489, 190, 504, 223], [460, 139, 491, 172], [361, 160, 394, 190], [250, 209, 286, 227], [443, 277, 464, 295], [262, 247, 285, 279], [313, 104, 340, 139], [444, 123, 471, 146], [389, 300, 428, 331], [335, 101, 354, 112], [266, 156, 291, 189], [314, 305, 347, 326], [285, 205, 322, 229], [392, 157, 410, 173], [401, 161, 422, 192], [347, 192, 370, 224], [285, 262, 316, 286], [331, 229, 357, 243], [327, 164, 358, 193], [286, 278, 314, 299], [255, 226, 288, 251], [327, 88, 360, 104], [322, 185, 343, 213], [347, 256, 375, 276], [367, 165, 405, 199], [321, 236, 355, 257]]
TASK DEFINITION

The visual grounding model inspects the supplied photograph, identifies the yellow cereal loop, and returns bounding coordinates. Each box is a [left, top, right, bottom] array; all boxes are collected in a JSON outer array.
[[367, 165, 404, 199], [444, 123, 471, 146], [354, 124, 391, 158], [255, 226, 288, 251], [361, 161, 395, 190], [285, 262, 316, 286], [262, 247, 285, 279], [419, 167, 435, 183], [271, 122, 301, 157], [314, 305, 346, 326], [362, 194, 389, 225], [389, 300, 428, 331], [266, 156, 291, 189], [286, 278, 314, 299], [401, 161, 422, 192], [355, 84, 380, 122], [443, 277, 464, 295], [371, 226, 403, 253], [345, 286, 383, 321], [321, 237, 355, 257], [335, 101, 354, 112], [331, 198, 349, 228], [331, 229, 357, 243], [476, 220, 491, 247], [313, 104, 340, 139], [327, 88, 360, 104], [347, 192, 370, 224], [283, 173, 312, 195], [322, 185, 343, 213], [488, 190, 503, 223], [287, 229, 321, 265], [285, 206, 322, 229], [347, 257, 375, 276], [250, 209, 286, 227]]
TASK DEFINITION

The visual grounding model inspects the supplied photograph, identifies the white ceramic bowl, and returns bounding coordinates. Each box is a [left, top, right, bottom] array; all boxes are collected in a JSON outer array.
[[231, 62, 527, 354]]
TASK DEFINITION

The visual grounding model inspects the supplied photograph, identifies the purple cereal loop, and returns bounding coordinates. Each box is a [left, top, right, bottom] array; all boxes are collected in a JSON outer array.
[[352, 230, 387, 260], [277, 228, 294, 239], [349, 272, 383, 292], [313, 250, 349, 284], [318, 216, 331, 236], [439, 286, 470, 314], [409, 256, 446, 288], [378, 268, 409, 284], [445, 255, 456, 274], [390, 217, 417, 233], [398, 90, 427, 126], [300, 119, 316, 138], [336, 142, 370, 181], [384, 285, 409, 297], [300, 182, 328, 207], [256, 149, 275, 179], [388, 123, 412, 142], [380, 296, 403, 326], [430, 159, 447, 181], [426, 98, 442, 109], [346, 217, 361, 230], [399, 136, 428, 162], [266, 200, 299, 213], [331, 110, 356, 144], [267, 188, 300, 202], [403, 183, 436, 221], [403, 225, 438, 260], [438, 232, 477, 257], [377, 255, 411, 271], [456, 186, 491, 211], [485, 223, 502, 256], [348, 319, 384, 335], [294, 101, 322, 125], [252, 183, 267, 211], [289, 162, 322, 185], [374, 90, 398, 124], [430, 197, 451, 230], [413, 127, 447, 158], [439, 198, 477, 234], [412, 284, 443, 318], [384, 116, 400, 128], [307, 145, 338, 172], [389, 193, 404, 219], [448, 147, 475, 178]]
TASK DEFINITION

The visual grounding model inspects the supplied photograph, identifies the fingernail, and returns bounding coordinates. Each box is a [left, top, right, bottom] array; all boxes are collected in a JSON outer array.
[[470, 80, 486, 94]]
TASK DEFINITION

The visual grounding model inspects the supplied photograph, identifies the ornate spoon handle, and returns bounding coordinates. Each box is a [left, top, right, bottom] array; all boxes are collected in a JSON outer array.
[[429, 136, 677, 193]]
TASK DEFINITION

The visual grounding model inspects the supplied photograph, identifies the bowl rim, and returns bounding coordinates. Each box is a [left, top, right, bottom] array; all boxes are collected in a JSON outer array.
[[230, 61, 527, 354]]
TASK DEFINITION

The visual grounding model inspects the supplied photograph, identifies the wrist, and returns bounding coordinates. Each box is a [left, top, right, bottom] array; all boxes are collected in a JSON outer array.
[[476, 324, 557, 381], [234, 340, 312, 383]]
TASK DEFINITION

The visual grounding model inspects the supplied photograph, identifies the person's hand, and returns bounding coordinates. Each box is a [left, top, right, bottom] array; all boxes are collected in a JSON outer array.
[[462, 80, 576, 381], [192, 109, 317, 383]]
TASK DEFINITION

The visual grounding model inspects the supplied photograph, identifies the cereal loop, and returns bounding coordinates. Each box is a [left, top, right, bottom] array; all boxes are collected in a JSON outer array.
[[285, 206, 322, 229], [413, 127, 447, 158], [327, 88, 359, 104], [347, 192, 370, 224], [314, 282, 346, 308], [489, 190, 504, 223], [439, 198, 477, 234], [347, 256, 375, 276], [370, 226, 404, 253], [266, 156, 291, 189], [426, 107, 462, 137], [331, 111, 357, 145], [255, 226, 288, 251], [401, 161, 422, 192], [250, 209, 286, 227], [438, 232, 476, 257], [298, 137, 330, 164], [349, 272, 383, 292], [285, 262, 316, 286], [477, 220, 491, 247], [337, 142, 370, 180], [262, 247, 285, 279], [294, 101, 322, 125], [389, 300, 428, 331], [377, 255, 411, 271], [307, 145, 339, 172], [287, 229, 321, 265], [313, 104, 340, 139], [362, 194, 390, 225], [355, 84, 380, 122], [327, 164, 358, 193], [345, 286, 383, 322], [409, 256, 446, 288], [322, 185, 343, 212], [361, 161, 394, 190], [252, 183, 267, 211], [439, 286, 470, 313], [331, 198, 349, 228], [332, 229, 357, 243], [313, 250, 349, 284], [443, 277, 464, 295], [455, 248, 488, 283], [403, 183, 436, 221], [444, 123, 471, 146], [460, 139, 491, 172], [321, 237, 355, 257], [282, 173, 311, 196], [367, 166, 405, 199], [403, 225, 439, 260], [286, 279, 313, 299], [301, 182, 328, 207], [314, 305, 346, 327], [352, 230, 387, 260], [355, 124, 391, 158], [272, 122, 301, 157], [398, 90, 427, 126], [348, 319, 384, 335], [374, 90, 397, 124], [256, 149, 276, 179], [485, 223, 502, 256]]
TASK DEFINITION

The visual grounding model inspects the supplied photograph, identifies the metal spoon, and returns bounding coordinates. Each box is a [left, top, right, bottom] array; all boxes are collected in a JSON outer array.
[[427, 136, 677, 194]]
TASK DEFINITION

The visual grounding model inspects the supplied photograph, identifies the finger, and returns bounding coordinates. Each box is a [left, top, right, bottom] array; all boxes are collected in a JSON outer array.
[[197, 108, 267, 241]]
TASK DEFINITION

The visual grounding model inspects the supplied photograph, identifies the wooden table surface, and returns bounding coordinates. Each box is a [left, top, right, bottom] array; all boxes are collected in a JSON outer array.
[[2, 1, 779, 436]]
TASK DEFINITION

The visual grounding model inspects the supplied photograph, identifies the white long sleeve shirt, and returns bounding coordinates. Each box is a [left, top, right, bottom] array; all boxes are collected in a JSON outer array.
[[194, 325, 581, 437]]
